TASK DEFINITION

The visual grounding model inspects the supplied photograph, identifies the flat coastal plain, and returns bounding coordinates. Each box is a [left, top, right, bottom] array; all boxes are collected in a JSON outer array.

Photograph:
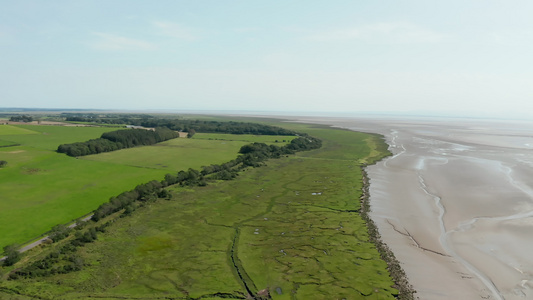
[[293, 116, 533, 300]]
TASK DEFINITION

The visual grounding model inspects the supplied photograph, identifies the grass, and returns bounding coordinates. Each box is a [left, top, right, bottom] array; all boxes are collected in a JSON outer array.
[[82, 134, 297, 171], [0, 145, 168, 248], [194, 133, 296, 144], [236, 157, 395, 299], [0, 140, 19, 147], [0, 127, 277, 250], [63, 121, 128, 127], [81, 136, 248, 171], [0, 122, 398, 299], [0, 125, 117, 151], [0, 125, 39, 136]]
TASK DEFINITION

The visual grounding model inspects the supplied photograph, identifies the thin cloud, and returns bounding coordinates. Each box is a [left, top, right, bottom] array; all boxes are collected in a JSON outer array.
[[306, 22, 448, 44], [153, 21, 196, 40], [89, 32, 156, 51]]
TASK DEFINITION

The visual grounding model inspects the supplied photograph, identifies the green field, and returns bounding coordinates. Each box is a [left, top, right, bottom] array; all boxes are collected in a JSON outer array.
[[0, 140, 19, 147], [0, 122, 402, 299], [0, 125, 171, 248], [0, 125, 38, 136], [81, 136, 248, 171], [0, 125, 116, 150], [194, 133, 296, 144]]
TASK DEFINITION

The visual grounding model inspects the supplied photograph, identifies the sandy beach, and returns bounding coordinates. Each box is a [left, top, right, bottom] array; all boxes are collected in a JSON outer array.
[[292, 115, 533, 299]]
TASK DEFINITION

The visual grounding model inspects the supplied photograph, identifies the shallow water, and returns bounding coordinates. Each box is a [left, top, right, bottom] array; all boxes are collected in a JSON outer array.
[[293, 116, 533, 299]]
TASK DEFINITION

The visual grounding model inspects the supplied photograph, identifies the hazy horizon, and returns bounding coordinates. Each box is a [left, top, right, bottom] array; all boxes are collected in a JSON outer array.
[[4, 106, 532, 122], [1, 1, 533, 120]]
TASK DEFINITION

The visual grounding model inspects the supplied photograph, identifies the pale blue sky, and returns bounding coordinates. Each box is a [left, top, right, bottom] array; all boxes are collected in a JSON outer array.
[[1, 1, 532, 118]]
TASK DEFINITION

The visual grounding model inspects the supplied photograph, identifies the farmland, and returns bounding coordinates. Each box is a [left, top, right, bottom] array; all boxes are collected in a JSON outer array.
[[193, 133, 296, 144], [81, 134, 249, 171], [0, 125, 116, 150], [0, 125, 254, 249]]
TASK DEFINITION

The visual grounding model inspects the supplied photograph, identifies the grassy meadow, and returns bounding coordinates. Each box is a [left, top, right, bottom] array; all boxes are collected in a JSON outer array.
[[0, 121, 400, 299], [81, 135, 249, 171], [0, 125, 116, 150], [193, 133, 296, 144], [0, 125, 167, 248]]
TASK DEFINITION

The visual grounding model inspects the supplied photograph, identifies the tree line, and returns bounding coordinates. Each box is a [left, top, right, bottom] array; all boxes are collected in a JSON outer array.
[[57, 127, 179, 157], [90, 134, 321, 223], [62, 113, 150, 125], [9, 115, 33, 122], [7, 222, 112, 278], [134, 119, 296, 136], [62, 114, 297, 136]]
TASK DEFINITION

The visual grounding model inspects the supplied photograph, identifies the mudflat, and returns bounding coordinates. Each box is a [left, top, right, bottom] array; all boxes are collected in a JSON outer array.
[[292, 115, 533, 300]]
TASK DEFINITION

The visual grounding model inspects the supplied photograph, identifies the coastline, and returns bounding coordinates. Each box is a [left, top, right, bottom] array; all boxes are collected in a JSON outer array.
[[287, 115, 533, 299], [6, 114, 533, 299], [360, 166, 415, 299]]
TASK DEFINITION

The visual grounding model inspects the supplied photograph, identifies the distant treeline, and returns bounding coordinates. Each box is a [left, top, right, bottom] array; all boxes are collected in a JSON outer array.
[[9, 115, 33, 122], [62, 113, 296, 136], [62, 113, 147, 125], [57, 127, 179, 157], [134, 119, 296, 135]]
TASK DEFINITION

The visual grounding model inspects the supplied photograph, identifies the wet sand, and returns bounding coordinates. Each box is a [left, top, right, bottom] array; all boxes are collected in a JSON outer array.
[[291, 115, 533, 299]]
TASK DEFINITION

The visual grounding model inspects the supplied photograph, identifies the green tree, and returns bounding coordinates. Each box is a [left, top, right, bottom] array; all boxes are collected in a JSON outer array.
[[2, 244, 20, 266], [49, 224, 72, 242], [9, 115, 33, 122]]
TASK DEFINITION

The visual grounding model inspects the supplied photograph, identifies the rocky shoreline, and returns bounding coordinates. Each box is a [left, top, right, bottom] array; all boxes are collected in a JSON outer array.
[[360, 166, 416, 300]]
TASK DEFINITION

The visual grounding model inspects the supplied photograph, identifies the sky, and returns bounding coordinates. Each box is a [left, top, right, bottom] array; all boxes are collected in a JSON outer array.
[[1, 1, 533, 118]]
